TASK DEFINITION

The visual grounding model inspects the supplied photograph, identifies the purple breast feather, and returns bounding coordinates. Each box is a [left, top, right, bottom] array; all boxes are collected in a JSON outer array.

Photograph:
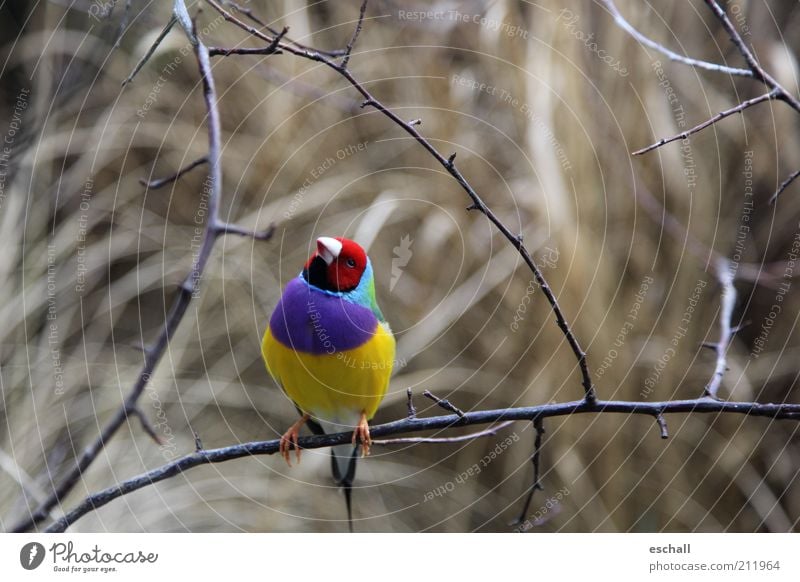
[[270, 277, 378, 355]]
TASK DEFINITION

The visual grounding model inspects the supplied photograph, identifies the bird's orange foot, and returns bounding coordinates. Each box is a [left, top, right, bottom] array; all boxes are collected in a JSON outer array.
[[352, 411, 372, 457], [279, 414, 309, 467]]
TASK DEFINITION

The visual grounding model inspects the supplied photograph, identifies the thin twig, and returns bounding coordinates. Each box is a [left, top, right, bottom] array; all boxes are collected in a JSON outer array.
[[423, 390, 465, 418], [703, 0, 800, 113], [701, 322, 746, 350], [406, 388, 417, 419], [704, 257, 737, 399], [121, 15, 177, 87], [769, 168, 800, 205], [512, 417, 545, 525], [599, 0, 752, 77], [139, 156, 208, 189], [208, 44, 283, 57], [131, 407, 164, 446], [373, 421, 514, 445], [340, 0, 368, 69], [113, 0, 133, 49], [633, 89, 778, 156], [214, 221, 275, 240], [223, 0, 266, 27], [654, 414, 669, 439], [202, 0, 596, 404], [43, 397, 800, 532], [220, 0, 346, 58], [192, 427, 203, 452]]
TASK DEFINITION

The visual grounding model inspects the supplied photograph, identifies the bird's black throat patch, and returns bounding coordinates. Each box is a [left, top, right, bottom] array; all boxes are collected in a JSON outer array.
[[302, 256, 335, 291]]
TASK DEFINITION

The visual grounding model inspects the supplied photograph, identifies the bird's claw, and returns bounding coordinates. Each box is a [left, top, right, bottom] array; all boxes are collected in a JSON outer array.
[[352, 411, 372, 457], [279, 414, 309, 467]]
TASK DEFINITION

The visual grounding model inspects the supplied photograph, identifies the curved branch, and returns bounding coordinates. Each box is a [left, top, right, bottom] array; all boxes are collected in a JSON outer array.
[[44, 397, 800, 532], [599, 0, 752, 77]]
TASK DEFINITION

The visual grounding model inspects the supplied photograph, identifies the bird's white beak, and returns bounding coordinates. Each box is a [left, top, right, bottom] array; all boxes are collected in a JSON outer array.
[[316, 237, 343, 265]]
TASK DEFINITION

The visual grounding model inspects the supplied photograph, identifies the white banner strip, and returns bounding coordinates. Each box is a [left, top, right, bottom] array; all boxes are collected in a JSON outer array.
[[1, 533, 797, 580]]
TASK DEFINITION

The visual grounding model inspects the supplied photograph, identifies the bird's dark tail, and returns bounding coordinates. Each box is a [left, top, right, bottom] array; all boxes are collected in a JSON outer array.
[[305, 415, 359, 532], [330, 444, 359, 532]]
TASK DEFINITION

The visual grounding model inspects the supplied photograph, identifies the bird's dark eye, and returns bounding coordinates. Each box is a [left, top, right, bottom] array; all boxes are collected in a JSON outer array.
[[346, 258, 356, 268]]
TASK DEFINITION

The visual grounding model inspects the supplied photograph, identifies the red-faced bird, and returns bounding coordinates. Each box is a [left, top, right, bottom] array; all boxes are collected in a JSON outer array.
[[262, 236, 396, 528]]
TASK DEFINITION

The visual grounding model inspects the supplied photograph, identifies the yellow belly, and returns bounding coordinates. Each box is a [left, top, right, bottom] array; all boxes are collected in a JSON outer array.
[[262, 322, 395, 425]]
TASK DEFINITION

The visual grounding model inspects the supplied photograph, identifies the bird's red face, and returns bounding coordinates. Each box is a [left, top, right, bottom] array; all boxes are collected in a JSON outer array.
[[303, 237, 368, 292]]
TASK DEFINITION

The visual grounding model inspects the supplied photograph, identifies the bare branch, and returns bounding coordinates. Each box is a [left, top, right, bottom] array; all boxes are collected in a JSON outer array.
[[373, 421, 514, 445], [406, 388, 417, 419], [131, 407, 164, 446], [654, 414, 669, 439], [222, 0, 266, 27], [192, 427, 203, 452], [704, 0, 800, 112], [219, 0, 346, 58], [599, 0, 752, 77], [43, 397, 800, 532], [512, 417, 545, 524], [769, 168, 800, 205], [113, 0, 133, 49], [139, 156, 208, 189], [633, 90, 778, 156], [340, 0, 368, 69], [208, 44, 283, 57], [214, 221, 275, 240], [704, 258, 737, 399], [423, 390, 465, 418], [605, 0, 800, 113], [121, 15, 177, 87]]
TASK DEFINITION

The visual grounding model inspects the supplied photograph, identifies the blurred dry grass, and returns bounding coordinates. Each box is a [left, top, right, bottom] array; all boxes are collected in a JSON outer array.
[[0, 0, 799, 532]]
